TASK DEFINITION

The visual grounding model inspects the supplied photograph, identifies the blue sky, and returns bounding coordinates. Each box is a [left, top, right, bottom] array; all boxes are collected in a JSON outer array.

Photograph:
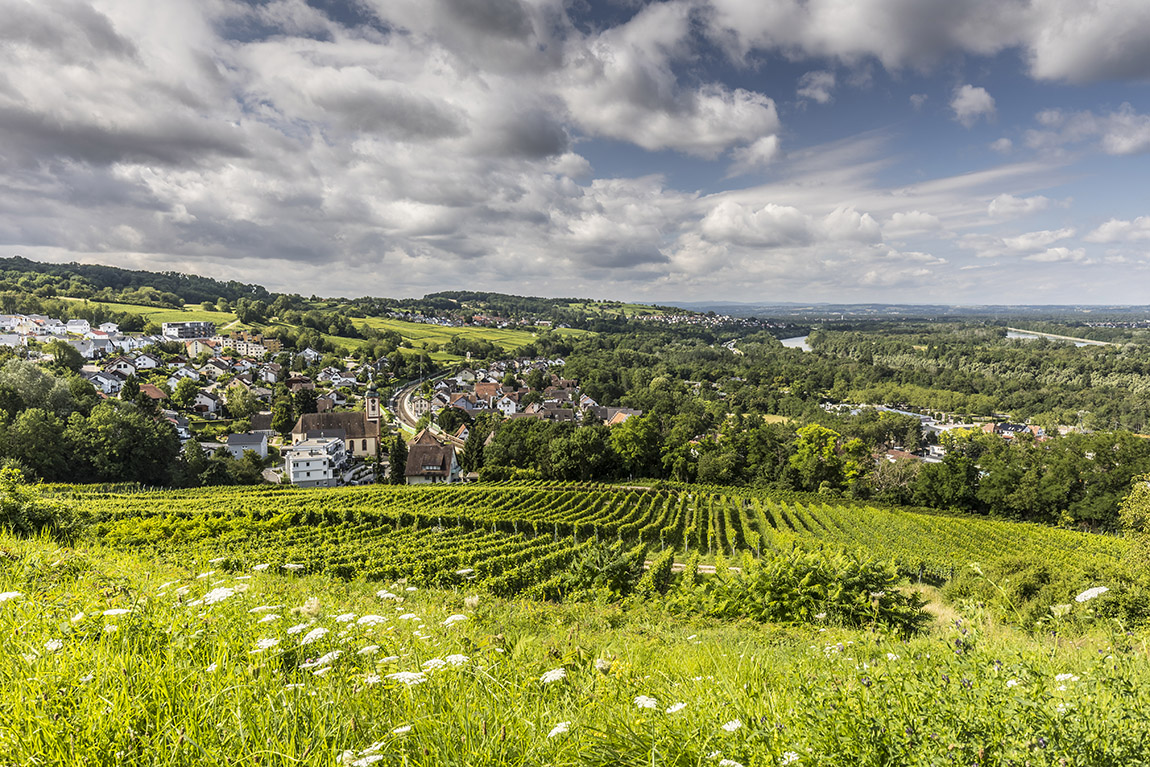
[[1, 0, 1149, 304]]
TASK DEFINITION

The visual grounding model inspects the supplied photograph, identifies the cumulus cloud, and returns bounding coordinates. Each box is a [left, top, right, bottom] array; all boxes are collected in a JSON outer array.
[[1085, 217, 1150, 243], [728, 135, 781, 175], [797, 70, 836, 104], [950, 85, 996, 128], [1025, 246, 1088, 263], [1001, 227, 1075, 252], [988, 194, 1051, 218], [884, 211, 942, 237]]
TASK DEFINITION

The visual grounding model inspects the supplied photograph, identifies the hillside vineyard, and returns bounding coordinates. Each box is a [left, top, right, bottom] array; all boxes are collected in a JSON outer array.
[[68, 483, 1123, 592]]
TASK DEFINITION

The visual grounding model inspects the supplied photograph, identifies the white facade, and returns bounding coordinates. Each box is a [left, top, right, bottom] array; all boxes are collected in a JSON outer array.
[[286, 438, 346, 488]]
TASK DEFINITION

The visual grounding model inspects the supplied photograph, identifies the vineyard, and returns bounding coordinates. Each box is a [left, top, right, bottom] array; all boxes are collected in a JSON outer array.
[[63, 482, 1125, 596]]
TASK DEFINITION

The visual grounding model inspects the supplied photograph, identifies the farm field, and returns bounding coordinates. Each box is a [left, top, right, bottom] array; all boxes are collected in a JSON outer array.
[[59, 297, 240, 327], [2, 520, 1148, 766], [356, 316, 589, 358], [59, 482, 1125, 592]]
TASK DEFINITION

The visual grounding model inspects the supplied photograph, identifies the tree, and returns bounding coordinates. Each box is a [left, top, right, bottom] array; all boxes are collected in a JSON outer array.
[[436, 407, 471, 434], [526, 368, 547, 391], [272, 400, 295, 436], [1, 408, 68, 480], [609, 415, 662, 478], [388, 436, 408, 484], [172, 377, 200, 410], [225, 384, 258, 420], [294, 387, 319, 416], [788, 424, 844, 492], [44, 339, 83, 374], [1120, 474, 1150, 570]]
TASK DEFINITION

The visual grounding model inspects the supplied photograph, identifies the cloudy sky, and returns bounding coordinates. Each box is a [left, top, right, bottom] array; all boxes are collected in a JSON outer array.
[[3, 0, 1150, 304]]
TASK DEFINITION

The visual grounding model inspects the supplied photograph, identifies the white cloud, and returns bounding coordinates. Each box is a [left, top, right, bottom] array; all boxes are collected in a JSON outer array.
[[1001, 227, 1075, 252], [910, 93, 928, 110], [884, 210, 942, 236], [797, 70, 836, 104], [1025, 104, 1150, 156], [950, 85, 996, 128], [990, 138, 1013, 153], [1025, 246, 1087, 263], [728, 135, 781, 174], [987, 194, 1051, 218], [1085, 217, 1150, 243]]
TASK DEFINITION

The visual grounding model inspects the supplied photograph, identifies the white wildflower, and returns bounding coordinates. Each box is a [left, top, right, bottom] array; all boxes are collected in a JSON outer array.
[[336, 613, 357, 623], [405, 587, 417, 592], [455, 568, 474, 576], [886, 653, 899, 661], [548, 722, 570, 738], [422, 658, 446, 670], [719, 760, 744, 767], [464, 595, 480, 609], [358, 645, 380, 656], [385, 671, 427, 686], [257, 614, 280, 624], [71, 611, 85, 622], [398, 613, 418, 621], [1006, 679, 1019, 688], [282, 563, 304, 571], [1075, 586, 1109, 603], [44, 639, 63, 652], [195, 571, 215, 580], [208, 557, 227, 564], [815, 612, 827, 620], [780, 753, 800, 766], [445, 654, 469, 666], [22, 652, 38, 663], [706, 751, 721, 760], [312, 666, 331, 676], [352, 756, 384, 767], [234, 575, 252, 581], [201, 587, 235, 605], [363, 674, 381, 685], [635, 695, 658, 709], [287, 622, 313, 635], [392, 725, 412, 735], [174, 586, 191, 596], [357, 615, 387, 626], [721, 720, 742, 732], [666, 702, 687, 714], [252, 563, 270, 571], [1055, 673, 1080, 682], [206, 663, 218, 673], [442, 614, 467, 626], [102, 608, 130, 616], [251, 638, 280, 653], [381, 656, 400, 663], [103, 624, 117, 634], [541, 667, 567, 684], [300, 627, 329, 646], [301, 651, 342, 669], [376, 590, 400, 601], [79, 673, 95, 683]]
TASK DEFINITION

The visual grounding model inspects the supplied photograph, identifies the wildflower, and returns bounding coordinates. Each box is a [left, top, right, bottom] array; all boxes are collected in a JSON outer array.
[[1006, 679, 1019, 688], [287, 622, 313, 635], [422, 658, 446, 670], [79, 673, 95, 683], [719, 760, 744, 767], [886, 653, 899, 661], [376, 590, 400, 601], [455, 568, 474, 576], [398, 613, 418, 621], [815, 612, 827, 620], [1075, 586, 1109, 603], [392, 725, 412, 735], [666, 702, 687, 714], [175, 586, 191, 596], [294, 597, 322, 617], [357, 615, 387, 626], [257, 614, 280, 623], [22, 652, 38, 663], [358, 645, 381, 656], [780, 753, 800, 766], [200, 587, 235, 605], [206, 663, 218, 673], [445, 654, 469, 666], [721, 719, 742, 732], [301, 651, 342, 669], [235, 575, 252, 581], [336, 613, 357, 623], [352, 756, 384, 767], [405, 587, 417, 592], [363, 674, 381, 685], [282, 563, 304, 571], [442, 614, 467, 626], [541, 667, 567, 684], [1055, 673, 1080, 683], [385, 671, 428, 686], [706, 751, 721, 760], [103, 624, 117, 634], [252, 564, 270, 571], [869, 591, 886, 599], [312, 666, 332, 676], [464, 595, 480, 609], [102, 608, 130, 616], [381, 655, 400, 663], [548, 722, 570, 738], [196, 571, 215, 580], [635, 695, 658, 709], [71, 612, 85, 622], [251, 638, 280, 653], [300, 627, 329, 646], [45, 639, 63, 652], [595, 658, 612, 674]]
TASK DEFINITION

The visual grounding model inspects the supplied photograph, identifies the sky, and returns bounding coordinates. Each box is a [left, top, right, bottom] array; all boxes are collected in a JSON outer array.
[[2, 0, 1150, 305]]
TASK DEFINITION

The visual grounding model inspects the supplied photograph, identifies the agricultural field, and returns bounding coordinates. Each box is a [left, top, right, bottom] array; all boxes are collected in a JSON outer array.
[[3, 505, 1149, 765], [56, 483, 1125, 594], [355, 316, 588, 358], [59, 297, 240, 328]]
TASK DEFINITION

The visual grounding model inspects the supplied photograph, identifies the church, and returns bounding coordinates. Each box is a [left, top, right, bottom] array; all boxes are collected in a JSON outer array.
[[290, 388, 382, 458]]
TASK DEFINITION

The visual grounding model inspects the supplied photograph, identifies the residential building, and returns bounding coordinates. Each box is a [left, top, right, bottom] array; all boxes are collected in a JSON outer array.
[[404, 430, 460, 484], [286, 438, 346, 488], [162, 321, 215, 340], [225, 432, 269, 460]]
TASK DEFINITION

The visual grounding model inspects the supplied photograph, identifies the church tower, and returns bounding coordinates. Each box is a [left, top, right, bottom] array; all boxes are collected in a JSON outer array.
[[365, 388, 381, 423]]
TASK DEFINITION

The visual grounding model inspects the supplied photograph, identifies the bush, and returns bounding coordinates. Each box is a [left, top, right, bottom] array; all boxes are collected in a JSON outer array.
[[0, 467, 85, 540]]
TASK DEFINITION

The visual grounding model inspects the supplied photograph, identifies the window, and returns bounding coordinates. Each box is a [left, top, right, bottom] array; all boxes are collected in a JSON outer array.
[[362, 439, 368, 451]]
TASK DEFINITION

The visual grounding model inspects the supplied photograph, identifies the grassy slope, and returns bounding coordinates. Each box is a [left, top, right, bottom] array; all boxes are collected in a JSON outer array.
[[2, 531, 1148, 766], [60, 297, 242, 328]]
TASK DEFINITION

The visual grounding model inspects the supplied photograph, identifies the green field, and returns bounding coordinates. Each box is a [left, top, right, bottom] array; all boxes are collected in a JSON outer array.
[[4, 479, 1150, 765], [356, 316, 588, 359], [60, 297, 241, 327], [566, 301, 674, 318]]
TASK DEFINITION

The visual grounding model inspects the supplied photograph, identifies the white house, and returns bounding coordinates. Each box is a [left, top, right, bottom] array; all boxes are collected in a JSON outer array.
[[286, 438, 346, 488], [495, 393, 520, 417], [134, 352, 163, 370], [66, 319, 91, 335], [225, 432, 268, 460], [104, 356, 137, 377], [98, 322, 119, 334], [193, 390, 221, 415], [86, 370, 124, 395]]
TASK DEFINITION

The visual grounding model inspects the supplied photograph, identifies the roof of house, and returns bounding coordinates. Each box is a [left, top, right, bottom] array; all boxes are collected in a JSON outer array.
[[228, 433, 268, 447], [405, 442, 456, 478], [250, 412, 273, 432], [292, 411, 379, 440], [139, 383, 167, 400]]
